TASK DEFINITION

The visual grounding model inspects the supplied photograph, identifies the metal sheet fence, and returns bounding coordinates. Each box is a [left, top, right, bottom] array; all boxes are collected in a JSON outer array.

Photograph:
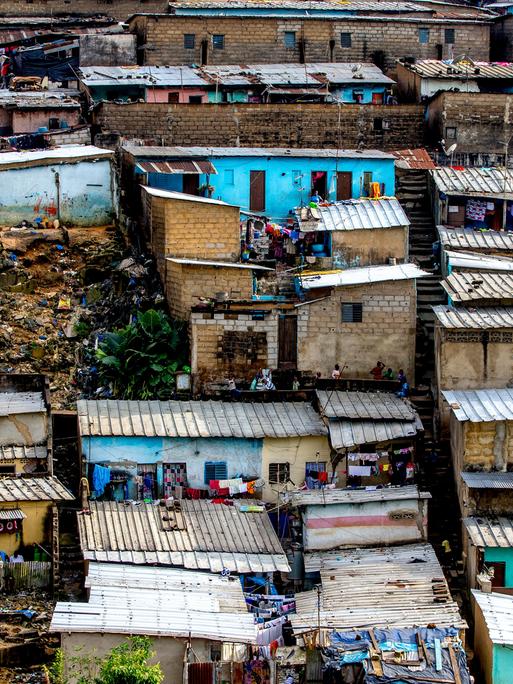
[[1, 561, 51, 590]]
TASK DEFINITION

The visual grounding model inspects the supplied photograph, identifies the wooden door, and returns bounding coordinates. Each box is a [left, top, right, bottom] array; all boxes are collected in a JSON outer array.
[[278, 315, 297, 368], [336, 171, 352, 200], [250, 170, 266, 212]]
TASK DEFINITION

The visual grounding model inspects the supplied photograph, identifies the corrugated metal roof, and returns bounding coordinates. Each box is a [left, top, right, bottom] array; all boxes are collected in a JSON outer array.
[[304, 541, 439, 572], [317, 390, 416, 420], [298, 263, 428, 290], [0, 145, 113, 169], [0, 446, 47, 461], [472, 590, 513, 645], [328, 417, 421, 448], [291, 543, 466, 631], [296, 198, 409, 233], [137, 160, 217, 175], [431, 167, 513, 198], [437, 226, 513, 251], [433, 305, 513, 329], [80, 65, 208, 88], [442, 271, 513, 302], [401, 59, 513, 80], [0, 509, 26, 520], [169, 0, 429, 12], [125, 144, 394, 160], [464, 516, 513, 548], [166, 257, 272, 271], [393, 148, 436, 170], [77, 399, 326, 438], [51, 563, 257, 642], [445, 250, 513, 272], [461, 472, 513, 489], [77, 500, 290, 573], [0, 392, 45, 416], [442, 388, 513, 422], [0, 477, 73, 502], [285, 484, 430, 507]]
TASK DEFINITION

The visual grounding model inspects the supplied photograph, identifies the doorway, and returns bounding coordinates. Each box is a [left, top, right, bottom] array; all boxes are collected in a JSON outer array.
[[183, 174, 200, 195], [249, 170, 266, 211], [336, 171, 352, 200], [311, 171, 327, 198], [278, 315, 297, 368], [488, 561, 506, 588]]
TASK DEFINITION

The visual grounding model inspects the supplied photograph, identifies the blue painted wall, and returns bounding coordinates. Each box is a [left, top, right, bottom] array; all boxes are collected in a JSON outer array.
[[333, 85, 389, 104], [84, 435, 263, 499], [493, 644, 513, 684], [143, 154, 395, 220], [0, 160, 115, 226], [484, 547, 513, 587]]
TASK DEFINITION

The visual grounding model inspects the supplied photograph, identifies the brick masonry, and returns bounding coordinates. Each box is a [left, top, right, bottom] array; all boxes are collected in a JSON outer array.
[[96, 102, 425, 150], [130, 14, 490, 70], [427, 92, 513, 156], [0, 0, 166, 20]]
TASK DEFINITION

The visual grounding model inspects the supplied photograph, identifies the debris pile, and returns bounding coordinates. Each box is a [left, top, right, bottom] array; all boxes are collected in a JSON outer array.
[[0, 224, 165, 408]]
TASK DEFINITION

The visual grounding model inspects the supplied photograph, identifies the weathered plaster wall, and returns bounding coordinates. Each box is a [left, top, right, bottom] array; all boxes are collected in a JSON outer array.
[[79, 34, 137, 67], [0, 501, 52, 556], [331, 226, 407, 267], [297, 279, 417, 381], [260, 435, 330, 503], [0, 160, 114, 226], [11, 108, 80, 135], [473, 598, 495, 684], [0, 412, 47, 446]]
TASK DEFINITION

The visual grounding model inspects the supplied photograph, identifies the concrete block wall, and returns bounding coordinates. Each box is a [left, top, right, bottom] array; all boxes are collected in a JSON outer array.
[[0, 0, 167, 20], [96, 102, 425, 150], [166, 262, 253, 319], [190, 310, 279, 386], [297, 279, 417, 381], [131, 15, 490, 70]]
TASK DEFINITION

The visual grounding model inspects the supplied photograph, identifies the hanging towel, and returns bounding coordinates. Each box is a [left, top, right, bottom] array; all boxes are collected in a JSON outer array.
[[92, 464, 111, 496]]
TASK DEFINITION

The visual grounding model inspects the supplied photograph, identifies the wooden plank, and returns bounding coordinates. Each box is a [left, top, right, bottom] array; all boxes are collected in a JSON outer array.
[[448, 644, 463, 684], [417, 631, 431, 665]]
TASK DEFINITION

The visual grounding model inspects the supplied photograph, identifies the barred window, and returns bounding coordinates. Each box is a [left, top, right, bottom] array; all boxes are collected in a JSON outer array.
[[269, 462, 290, 484], [342, 302, 363, 323]]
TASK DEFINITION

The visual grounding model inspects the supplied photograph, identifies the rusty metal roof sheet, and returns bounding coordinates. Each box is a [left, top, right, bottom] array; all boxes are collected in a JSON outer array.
[[137, 160, 217, 175], [401, 59, 513, 79], [442, 388, 513, 422], [77, 400, 326, 438], [291, 543, 466, 631], [0, 446, 47, 461], [317, 390, 416, 420], [433, 305, 513, 329], [77, 500, 290, 573], [328, 417, 421, 448], [432, 167, 513, 198], [0, 476, 73, 502], [169, 0, 428, 12], [438, 226, 513, 251], [442, 271, 513, 302], [461, 472, 513, 489], [393, 148, 436, 170], [284, 485, 430, 506], [464, 516, 513, 548], [296, 198, 409, 232]]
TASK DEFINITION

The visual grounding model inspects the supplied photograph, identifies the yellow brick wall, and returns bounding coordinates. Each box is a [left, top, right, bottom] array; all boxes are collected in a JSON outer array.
[[166, 262, 253, 319], [463, 421, 513, 471]]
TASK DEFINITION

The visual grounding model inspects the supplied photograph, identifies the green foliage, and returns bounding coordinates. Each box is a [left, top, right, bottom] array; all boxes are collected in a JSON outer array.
[[96, 309, 188, 399], [44, 648, 65, 684], [74, 320, 91, 339], [96, 636, 164, 684]]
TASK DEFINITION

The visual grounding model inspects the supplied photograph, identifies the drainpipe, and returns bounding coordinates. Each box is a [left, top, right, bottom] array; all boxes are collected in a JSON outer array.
[[54, 171, 61, 222]]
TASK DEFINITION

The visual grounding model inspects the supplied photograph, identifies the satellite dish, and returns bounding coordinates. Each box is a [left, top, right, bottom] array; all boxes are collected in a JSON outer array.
[[351, 63, 362, 72], [446, 143, 457, 155]]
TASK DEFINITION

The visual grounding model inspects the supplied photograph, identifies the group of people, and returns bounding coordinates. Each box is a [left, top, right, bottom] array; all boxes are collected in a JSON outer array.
[[369, 361, 407, 384]]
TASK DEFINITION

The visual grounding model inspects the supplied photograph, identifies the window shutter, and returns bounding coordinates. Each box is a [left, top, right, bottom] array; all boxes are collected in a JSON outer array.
[[204, 461, 227, 484]]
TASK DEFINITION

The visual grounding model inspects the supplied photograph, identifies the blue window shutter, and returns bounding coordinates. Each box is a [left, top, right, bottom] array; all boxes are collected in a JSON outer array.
[[204, 461, 227, 484]]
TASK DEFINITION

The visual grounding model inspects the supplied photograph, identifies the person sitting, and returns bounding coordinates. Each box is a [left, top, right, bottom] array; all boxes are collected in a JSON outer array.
[[227, 378, 241, 399], [383, 367, 394, 380], [310, 190, 323, 205], [397, 369, 407, 384], [292, 376, 300, 391], [370, 361, 385, 380], [331, 364, 341, 380], [396, 381, 410, 398]]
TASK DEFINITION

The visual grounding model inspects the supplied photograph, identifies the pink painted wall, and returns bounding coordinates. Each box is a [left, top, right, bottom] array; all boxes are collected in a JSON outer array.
[[12, 108, 81, 134], [145, 87, 208, 103]]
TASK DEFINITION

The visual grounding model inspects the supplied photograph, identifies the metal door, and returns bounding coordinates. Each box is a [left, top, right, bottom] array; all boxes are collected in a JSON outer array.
[[336, 171, 352, 200], [250, 170, 266, 212]]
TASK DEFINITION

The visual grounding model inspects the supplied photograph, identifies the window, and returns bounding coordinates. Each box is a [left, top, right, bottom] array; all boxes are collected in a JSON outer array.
[[373, 117, 390, 131], [340, 32, 352, 48], [418, 28, 430, 44], [352, 89, 364, 103], [0, 465, 15, 475], [204, 461, 227, 485], [168, 92, 179, 103], [212, 34, 225, 50], [188, 95, 202, 103], [183, 33, 195, 49], [446, 126, 457, 140], [363, 171, 373, 196], [445, 28, 455, 44], [341, 302, 363, 322], [284, 31, 296, 48], [292, 170, 302, 187], [224, 169, 234, 185], [305, 462, 327, 489], [269, 462, 290, 484]]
